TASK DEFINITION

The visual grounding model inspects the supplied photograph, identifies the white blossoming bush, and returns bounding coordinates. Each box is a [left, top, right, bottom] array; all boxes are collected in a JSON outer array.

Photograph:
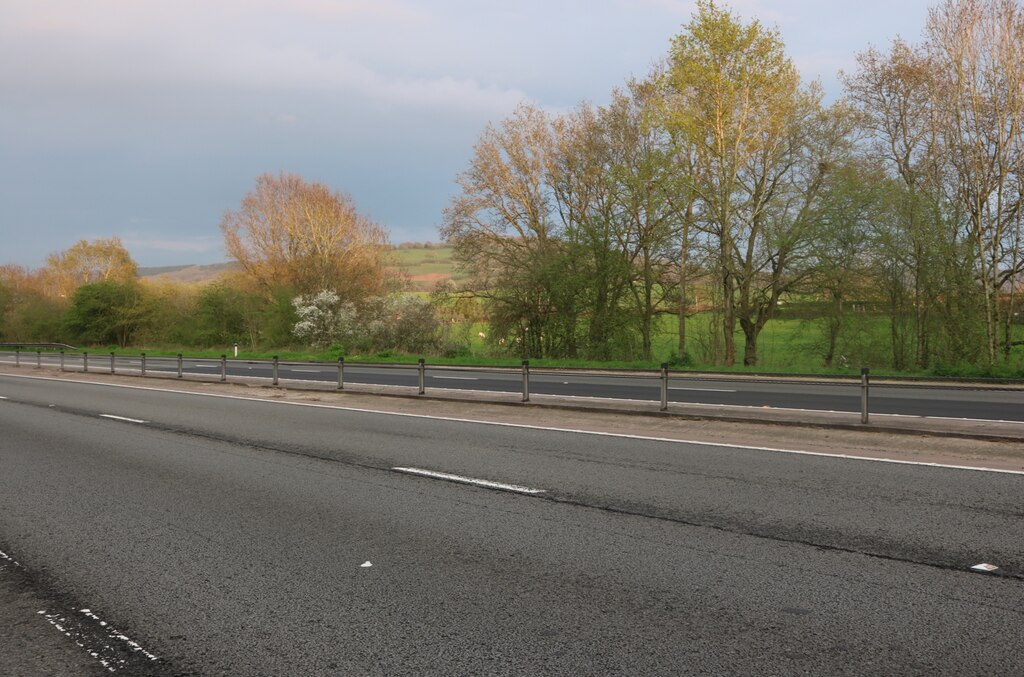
[[294, 290, 450, 355], [292, 290, 356, 349]]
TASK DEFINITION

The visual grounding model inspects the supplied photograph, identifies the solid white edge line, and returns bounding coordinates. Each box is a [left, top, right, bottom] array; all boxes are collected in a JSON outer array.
[[99, 414, 147, 424], [4, 372, 1023, 476], [392, 467, 545, 494]]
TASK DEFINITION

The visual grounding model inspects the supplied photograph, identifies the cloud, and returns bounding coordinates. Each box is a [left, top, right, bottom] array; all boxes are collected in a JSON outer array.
[[1, 0, 528, 118]]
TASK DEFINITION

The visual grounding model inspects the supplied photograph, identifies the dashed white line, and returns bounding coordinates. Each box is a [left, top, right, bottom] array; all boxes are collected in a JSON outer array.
[[99, 414, 147, 424], [669, 386, 737, 392], [392, 466, 546, 494], [5, 373, 1024, 475], [433, 376, 479, 380], [291, 368, 327, 373]]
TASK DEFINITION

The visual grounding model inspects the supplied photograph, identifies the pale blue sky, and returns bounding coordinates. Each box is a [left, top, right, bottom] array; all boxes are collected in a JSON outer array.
[[1, 0, 933, 268]]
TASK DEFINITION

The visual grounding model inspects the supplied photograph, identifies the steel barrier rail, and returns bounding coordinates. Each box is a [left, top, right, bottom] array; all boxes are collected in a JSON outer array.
[[5, 350, 1023, 425]]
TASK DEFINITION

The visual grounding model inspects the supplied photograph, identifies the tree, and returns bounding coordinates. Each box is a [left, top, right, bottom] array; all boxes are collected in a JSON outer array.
[[442, 104, 584, 358], [842, 38, 951, 368], [596, 87, 680, 360], [192, 281, 256, 348], [221, 172, 394, 300], [805, 162, 883, 367], [926, 0, 1024, 363], [63, 281, 149, 347], [663, 0, 839, 365], [40, 237, 138, 300], [0, 265, 65, 342]]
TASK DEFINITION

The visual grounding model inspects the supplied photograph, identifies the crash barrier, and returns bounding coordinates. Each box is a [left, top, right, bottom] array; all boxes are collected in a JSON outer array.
[[3, 349, 1022, 424]]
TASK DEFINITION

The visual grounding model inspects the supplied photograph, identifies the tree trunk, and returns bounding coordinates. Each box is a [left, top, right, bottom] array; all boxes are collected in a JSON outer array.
[[678, 206, 691, 360], [739, 317, 759, 366], [722, 272, 735, 366]]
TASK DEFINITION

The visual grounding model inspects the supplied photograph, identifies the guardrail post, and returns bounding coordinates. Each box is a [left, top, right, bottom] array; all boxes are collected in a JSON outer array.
[[660, 362, 669, 411], [60, 350, 65, 372], [220, 354, 227, 382], [15, 348, 19, 367], [36, 350, 41, 369], [418, 358, 425, 395], [861, 367, 870, 424], [177, 353, 183, 378], [522, 360, 530, 402], [83, 352, 88, 372], [110, 352, 116, 374], [272, 356, 279, 386], [337, 357, 344, 390], [141, 352, 146, 376]]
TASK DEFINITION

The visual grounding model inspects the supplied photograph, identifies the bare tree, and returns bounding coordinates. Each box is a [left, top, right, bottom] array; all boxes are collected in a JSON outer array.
[[221, 172, 392, 300], [927, 0, 1024, 363], [40, 237, 137, 300], [442, 104, 583, 358]]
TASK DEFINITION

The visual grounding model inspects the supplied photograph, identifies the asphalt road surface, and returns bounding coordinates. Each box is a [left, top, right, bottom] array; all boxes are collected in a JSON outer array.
[[1, 374, 1023, 674], [4, 351, 1024, 422]]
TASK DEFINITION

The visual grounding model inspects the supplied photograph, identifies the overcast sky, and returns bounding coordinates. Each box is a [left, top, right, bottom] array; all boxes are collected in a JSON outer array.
[[1, 0, 934, 268]]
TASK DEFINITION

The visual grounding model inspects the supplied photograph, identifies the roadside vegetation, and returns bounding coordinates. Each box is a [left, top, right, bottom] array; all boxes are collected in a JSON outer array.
[[3, 0, 1024, 379]]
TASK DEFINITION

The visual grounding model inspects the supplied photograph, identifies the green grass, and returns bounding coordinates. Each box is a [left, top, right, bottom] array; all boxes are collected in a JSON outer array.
[[48, 307, 1024, 379]]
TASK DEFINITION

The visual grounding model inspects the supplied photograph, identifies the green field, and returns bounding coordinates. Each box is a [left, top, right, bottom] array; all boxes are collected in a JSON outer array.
[[391, 246, 470, 290]]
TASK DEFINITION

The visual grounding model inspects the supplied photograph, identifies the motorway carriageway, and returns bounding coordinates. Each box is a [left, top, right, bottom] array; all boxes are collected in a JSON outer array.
[[0, 374, 1022, 674], [3, 352, 1024, 423]]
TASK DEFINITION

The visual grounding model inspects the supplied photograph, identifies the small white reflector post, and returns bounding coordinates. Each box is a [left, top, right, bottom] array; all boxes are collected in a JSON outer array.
[[971, 563, 999, 573]]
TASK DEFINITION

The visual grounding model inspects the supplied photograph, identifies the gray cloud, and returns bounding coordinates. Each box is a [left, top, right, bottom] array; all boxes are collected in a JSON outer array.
[[1, 0, 932, 267]]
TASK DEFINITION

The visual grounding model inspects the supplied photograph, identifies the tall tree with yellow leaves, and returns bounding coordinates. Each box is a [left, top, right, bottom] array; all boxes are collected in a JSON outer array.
[[221, 172, 393, 300]]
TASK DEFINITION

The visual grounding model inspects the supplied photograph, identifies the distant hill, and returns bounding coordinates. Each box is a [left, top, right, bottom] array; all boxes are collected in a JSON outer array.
[[136, 244, 464, 290], [138, 262, 239, 284]]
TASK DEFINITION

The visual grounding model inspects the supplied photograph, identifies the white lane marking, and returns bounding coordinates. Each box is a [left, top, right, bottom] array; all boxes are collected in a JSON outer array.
[[971, 563, 999, 572], [79, 608, 159, 661], [0, 548, 24, 568], [291, 368, 326, 373], [433, 376, 479, 380], [99, 414, 147, 424], [360, 561, 373, 568], [670, 386, 737, 392], [37, 607, 160, 672], [393, 466, 546, 494], [0, 395, 7, 399], [6, 373, 1024, 475], [5, 546, 160, 672]]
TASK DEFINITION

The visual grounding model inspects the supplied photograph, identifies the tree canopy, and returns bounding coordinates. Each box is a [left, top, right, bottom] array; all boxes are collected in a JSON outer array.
[[221, 172, 394, 300]]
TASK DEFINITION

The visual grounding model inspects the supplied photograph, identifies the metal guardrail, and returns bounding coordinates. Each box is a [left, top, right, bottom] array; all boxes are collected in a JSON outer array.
[[2, 350, 1021, 424]]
